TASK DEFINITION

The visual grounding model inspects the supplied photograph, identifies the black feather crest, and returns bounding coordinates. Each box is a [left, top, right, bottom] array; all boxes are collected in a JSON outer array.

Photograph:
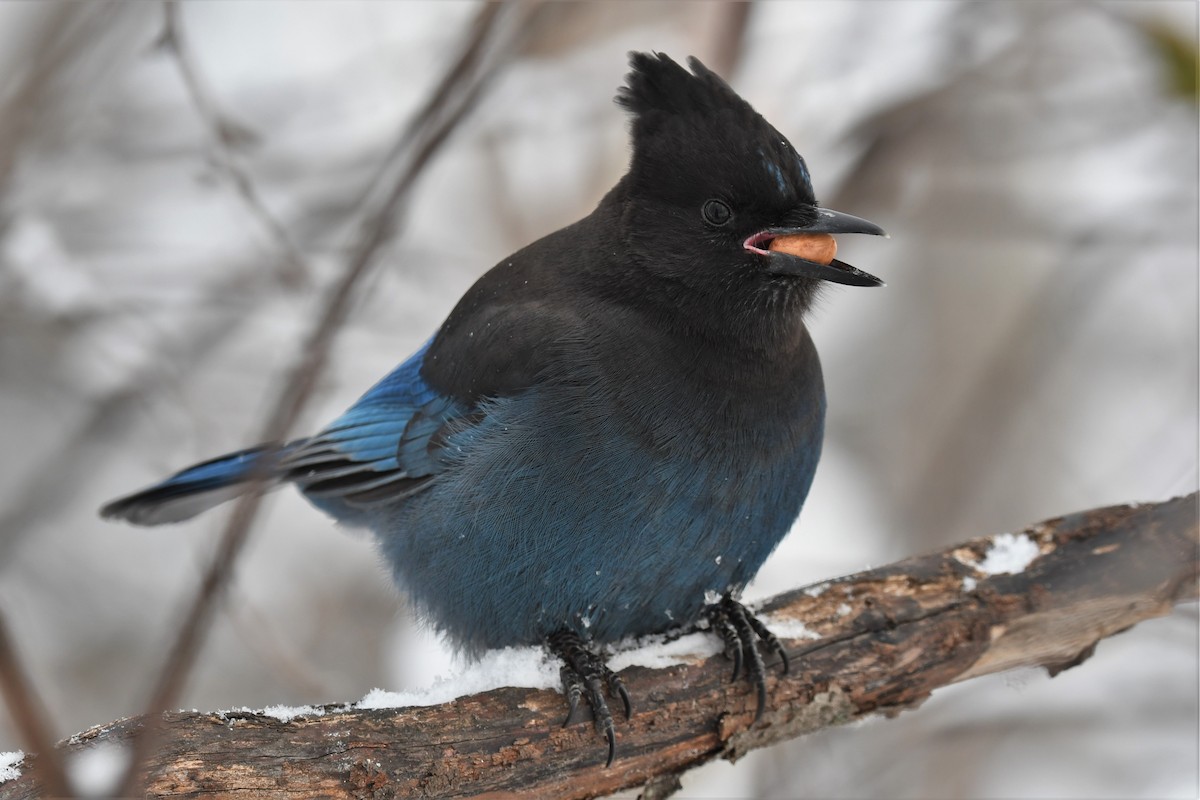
[[616, 52, 747, 121]]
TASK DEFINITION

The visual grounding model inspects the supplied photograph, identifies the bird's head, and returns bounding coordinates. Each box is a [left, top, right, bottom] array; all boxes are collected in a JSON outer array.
[[611, 52, 884, 321]]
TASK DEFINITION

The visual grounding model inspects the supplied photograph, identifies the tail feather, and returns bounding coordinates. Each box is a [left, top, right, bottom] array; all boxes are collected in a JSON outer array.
[[101, 445, 281, 526]]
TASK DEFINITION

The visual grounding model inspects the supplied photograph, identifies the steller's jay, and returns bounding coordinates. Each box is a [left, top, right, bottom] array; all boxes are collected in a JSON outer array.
[[102, 52, 884, 764]]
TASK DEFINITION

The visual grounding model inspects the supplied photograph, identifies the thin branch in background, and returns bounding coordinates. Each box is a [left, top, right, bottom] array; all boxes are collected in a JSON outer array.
[[707, 2, 753, 77], [0, 266, 274, 566], [221, 589, 332, 700], [906, 235, 1134, 539], [115, 3, 544, 794], [158, 0, 310, 288], [0, 611, 70, 799], [351, 0, 505, 214], [0, 2, 327, 568], [825, 4, 1152, 547], [0, 3, 127, 197]]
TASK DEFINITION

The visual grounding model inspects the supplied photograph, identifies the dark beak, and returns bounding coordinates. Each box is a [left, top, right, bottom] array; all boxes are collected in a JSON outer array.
[[745, 207, 886, 287]]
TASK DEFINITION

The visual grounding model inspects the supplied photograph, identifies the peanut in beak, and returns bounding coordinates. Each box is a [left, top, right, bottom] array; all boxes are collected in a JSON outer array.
[[768, 233, 837, 265]]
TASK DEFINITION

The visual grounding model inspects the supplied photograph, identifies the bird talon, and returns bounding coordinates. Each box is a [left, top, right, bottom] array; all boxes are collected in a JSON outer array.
[[560, 665, 583, 727], [745, 611, 790, 674], [753, 673, 768, 723], [704, 595, 790, 722], [705, 604, 744, 681], [549, 629, 629, 766], [773, 638, 791, 675], [611, 674, 633, 720]]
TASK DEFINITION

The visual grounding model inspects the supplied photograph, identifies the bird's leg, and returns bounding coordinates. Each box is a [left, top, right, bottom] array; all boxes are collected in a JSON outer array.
[[548, 629, 632, 767], [703, 594, 790, 722]]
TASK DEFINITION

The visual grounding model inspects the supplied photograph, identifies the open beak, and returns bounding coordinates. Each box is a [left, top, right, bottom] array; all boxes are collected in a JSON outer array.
[[744, 207, 886, 287]]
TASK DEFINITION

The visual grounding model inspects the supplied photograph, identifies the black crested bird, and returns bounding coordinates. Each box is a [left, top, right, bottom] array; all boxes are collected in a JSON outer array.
[[101, 52, 885, 765]]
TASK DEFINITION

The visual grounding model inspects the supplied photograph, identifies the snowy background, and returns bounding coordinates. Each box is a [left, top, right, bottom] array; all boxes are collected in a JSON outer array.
[[0, 1, 1196, 797]]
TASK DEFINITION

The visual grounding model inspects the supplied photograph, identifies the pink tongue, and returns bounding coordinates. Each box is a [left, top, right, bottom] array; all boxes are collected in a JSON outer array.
[[768, 233, 837, 265]]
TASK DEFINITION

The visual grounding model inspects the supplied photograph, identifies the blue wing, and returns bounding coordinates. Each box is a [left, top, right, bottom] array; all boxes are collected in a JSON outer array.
[[101, 338, 474, 526], [99, 444, 280, 525], [279, 338, 470, 509]]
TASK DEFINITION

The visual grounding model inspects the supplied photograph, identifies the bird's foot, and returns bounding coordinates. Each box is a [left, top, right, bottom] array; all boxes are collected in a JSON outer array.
[[704, 594, 790, 722], [548, 629, 632, 767]]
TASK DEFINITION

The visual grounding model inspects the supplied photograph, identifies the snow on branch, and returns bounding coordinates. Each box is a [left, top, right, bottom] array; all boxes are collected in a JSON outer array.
[[2, 493, 1195, 799]]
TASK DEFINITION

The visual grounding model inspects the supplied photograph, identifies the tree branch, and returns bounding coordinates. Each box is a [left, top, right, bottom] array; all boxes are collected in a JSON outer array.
[[2, 493, 1194, 799]]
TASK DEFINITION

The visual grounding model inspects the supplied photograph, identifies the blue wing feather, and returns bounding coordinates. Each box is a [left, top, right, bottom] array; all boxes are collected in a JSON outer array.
[[280, 338, 469, 510], [101, 338, 473, 526], [98, 444, 282, 525]]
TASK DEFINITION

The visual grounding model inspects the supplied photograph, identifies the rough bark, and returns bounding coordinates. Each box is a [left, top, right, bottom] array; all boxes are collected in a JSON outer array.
[[3, 494, 1195, 799]]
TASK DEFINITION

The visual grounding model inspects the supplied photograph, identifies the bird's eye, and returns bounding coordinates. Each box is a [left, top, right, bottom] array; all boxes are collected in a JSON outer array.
[[702, 199, 733, 226]]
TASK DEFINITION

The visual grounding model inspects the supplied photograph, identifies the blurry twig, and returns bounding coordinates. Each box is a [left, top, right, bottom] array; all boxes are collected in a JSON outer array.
[[157, 0, 309, 287], [115, 3, 542, 794], [906, 235, 1134, 537], [707, 2, 752, 77], [0, 267, 270, 566], [222, 589, 332, 699], [352, 0, 505, 213], [0, 611, 70, 798], [0, 3, 124, 199]]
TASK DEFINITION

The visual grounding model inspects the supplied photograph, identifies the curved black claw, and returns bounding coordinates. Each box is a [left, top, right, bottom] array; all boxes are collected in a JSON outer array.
[[704, 595, 789, 722], [549, 630, 632, 768], [744, 609, 791, 676]]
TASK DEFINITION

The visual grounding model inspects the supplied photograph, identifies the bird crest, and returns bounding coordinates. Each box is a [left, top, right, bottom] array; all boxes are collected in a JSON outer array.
[[616, 52, 747, 121], [616, 51, 816, 205]]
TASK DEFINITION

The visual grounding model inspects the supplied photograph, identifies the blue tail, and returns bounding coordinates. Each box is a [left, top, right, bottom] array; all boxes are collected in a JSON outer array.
[[100, 446, 279, 526]]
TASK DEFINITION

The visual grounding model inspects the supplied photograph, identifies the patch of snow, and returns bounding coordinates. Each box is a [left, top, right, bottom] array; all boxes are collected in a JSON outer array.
[[765, 615, 823, 641], [68, 743, 128, 798], [977, 533, 1040, 575], [262, 704, 327, 723], [704, 589, 722, 605], [0, 751, 23, 784], [608, 631, 723, 672], [803, 582, 830, 597], [836, 603, 853, 617], [962, 576, 978, 592], [358, 645, 560, 709]]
